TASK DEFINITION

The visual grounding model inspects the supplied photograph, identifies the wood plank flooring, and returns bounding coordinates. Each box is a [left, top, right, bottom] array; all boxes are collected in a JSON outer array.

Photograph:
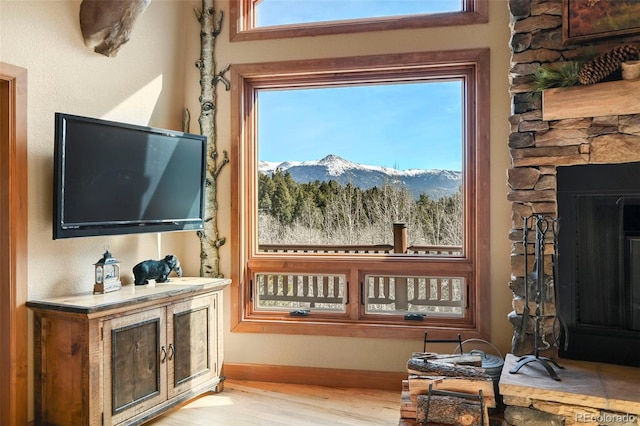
[[148, 380, 401, 425]]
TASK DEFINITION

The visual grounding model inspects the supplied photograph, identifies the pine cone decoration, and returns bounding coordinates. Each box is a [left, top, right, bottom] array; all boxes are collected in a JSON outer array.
[[578, 45, 639, 85]]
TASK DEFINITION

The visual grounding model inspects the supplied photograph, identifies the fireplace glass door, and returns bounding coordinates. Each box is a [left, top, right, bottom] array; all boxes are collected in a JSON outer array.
[[557, 162, 640, 367]]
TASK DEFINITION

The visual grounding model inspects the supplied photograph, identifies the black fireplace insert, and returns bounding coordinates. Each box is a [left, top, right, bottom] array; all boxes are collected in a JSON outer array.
[[556, 162, 640, 367]]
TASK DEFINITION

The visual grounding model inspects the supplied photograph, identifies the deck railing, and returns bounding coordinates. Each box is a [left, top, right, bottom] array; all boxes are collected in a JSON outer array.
[[258, 244, 462, 255], [259, 223, 462, 256], [364, 275, 464, 315], [254, 223, 465, 315], [254, 272, 465, 315]]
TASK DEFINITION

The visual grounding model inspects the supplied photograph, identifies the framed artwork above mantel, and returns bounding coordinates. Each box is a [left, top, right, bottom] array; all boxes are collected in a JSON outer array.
[[563, 0, 640, 44]]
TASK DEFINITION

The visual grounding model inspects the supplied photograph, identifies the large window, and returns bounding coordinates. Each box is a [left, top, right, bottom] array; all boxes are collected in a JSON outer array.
[[231, 49, 490, 340], [257, 82, 464, 249], [230, 0, 488, 41]]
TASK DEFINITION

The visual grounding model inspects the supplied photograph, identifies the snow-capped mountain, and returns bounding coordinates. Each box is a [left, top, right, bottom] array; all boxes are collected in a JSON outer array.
[[259, 154, 461, 199]]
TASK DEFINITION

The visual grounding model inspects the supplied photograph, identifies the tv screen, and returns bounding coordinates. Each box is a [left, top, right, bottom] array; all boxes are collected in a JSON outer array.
[[53, 113, 207, 239]]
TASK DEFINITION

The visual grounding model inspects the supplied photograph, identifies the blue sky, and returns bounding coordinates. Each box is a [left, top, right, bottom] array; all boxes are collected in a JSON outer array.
[[256, 1, 464, 172], [256, 0, 462, 26], [258, 82, 463, 171]]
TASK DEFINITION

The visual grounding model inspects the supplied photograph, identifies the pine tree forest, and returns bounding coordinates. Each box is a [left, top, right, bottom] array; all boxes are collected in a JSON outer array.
[[258, 170, 463, 248]]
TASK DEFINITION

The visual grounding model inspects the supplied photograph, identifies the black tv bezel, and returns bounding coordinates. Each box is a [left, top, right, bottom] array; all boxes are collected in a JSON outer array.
[[53, 113, 208, 239]]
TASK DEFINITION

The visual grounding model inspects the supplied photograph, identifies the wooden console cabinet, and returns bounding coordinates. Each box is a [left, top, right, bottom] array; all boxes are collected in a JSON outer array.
[[27, 277, 231, 426]]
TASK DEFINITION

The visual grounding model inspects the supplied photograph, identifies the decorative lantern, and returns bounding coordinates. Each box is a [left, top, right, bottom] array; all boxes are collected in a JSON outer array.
[[94, 249, 122, 293]]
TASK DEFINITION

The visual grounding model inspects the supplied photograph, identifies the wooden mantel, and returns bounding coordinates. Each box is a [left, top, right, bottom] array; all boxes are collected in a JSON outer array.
[[543, 78, 640, 121]]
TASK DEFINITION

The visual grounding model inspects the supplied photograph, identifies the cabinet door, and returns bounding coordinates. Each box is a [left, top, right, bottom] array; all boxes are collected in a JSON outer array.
[[167, 294, 218, 398], [103, 307, 167, 425]]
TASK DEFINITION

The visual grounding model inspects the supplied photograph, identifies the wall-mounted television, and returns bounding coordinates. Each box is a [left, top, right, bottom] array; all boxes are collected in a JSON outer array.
[[53, 113, 207, 239]]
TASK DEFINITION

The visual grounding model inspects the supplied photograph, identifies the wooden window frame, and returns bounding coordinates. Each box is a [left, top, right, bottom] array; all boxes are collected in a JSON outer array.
[[230, 49, 490, 341], [0, 62, 29, 426], [230, 0, 489, 42]]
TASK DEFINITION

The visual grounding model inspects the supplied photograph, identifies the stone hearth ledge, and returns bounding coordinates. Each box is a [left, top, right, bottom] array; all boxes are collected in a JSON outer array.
[[499, 354, 640, 418]]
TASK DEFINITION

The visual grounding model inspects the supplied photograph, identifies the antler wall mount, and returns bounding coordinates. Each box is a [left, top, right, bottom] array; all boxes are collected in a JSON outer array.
[[79, 0, 151, 57]]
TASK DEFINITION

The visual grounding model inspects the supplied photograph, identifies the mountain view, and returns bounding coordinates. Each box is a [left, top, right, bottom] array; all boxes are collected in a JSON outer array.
[[256, 154, 463, 247], [259, 154, 462, 199]]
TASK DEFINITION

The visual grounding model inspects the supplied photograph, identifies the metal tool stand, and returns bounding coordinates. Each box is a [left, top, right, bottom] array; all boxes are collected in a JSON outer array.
[[422, 384, 485, 426], [422, 332, 463, 354], [509, 215, 564, 381]]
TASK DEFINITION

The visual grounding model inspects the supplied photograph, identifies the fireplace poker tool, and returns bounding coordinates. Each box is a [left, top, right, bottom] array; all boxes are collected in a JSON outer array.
[[510, 215, 564, 381], [551, 218, 569, 351]]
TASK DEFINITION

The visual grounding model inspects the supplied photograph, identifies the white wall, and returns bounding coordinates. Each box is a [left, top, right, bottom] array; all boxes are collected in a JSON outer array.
[[0, 0, 201, 299], [0, 1, 201, 418], [1, 0, 513, 419]]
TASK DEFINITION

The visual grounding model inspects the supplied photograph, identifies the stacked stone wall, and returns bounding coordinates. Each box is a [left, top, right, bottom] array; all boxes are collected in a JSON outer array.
[[503, 396, 638, 426]]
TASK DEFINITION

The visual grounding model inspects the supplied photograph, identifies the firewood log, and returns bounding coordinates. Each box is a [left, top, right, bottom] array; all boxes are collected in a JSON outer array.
[[408, 376, 496, 408], [411, 352, 483, 367], [407, 358, 490, 378], [417, 394, 488, 426], [400, 380, 417, 418]]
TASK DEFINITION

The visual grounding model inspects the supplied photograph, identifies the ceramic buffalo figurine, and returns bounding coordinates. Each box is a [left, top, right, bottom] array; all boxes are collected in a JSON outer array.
[[133, 254, 182, 285]]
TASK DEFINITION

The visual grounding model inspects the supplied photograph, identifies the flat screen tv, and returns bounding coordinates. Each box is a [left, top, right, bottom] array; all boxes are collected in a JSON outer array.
[[53, 113, 207, 239]]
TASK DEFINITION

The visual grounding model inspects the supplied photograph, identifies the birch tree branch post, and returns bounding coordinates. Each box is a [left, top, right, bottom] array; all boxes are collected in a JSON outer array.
[[192, 0, 230, 278]]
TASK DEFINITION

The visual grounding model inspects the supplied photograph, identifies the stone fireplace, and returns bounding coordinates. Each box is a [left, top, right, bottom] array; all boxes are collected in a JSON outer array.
[[507, 0, 640, 365], [502, 2, 640, 424]]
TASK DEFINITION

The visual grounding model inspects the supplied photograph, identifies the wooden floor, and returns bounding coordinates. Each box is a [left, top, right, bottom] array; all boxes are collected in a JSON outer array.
[[148, 380, 401, 426]]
